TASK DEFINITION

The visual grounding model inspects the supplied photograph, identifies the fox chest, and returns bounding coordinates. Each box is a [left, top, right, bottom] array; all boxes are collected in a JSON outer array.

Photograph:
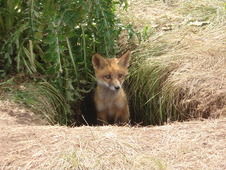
[[95, 97, 124, 114]]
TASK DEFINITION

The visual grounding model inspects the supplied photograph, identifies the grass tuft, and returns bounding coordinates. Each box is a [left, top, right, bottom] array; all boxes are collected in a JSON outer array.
[[0, 80, 72, 125], [122, 0, 226, 125]]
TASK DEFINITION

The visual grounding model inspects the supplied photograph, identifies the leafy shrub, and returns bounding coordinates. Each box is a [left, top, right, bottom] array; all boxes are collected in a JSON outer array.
[[0, 0, 131, 124]]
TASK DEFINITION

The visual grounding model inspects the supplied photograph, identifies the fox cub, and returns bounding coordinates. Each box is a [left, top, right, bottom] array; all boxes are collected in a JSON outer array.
[[92, 51, 131, 125]]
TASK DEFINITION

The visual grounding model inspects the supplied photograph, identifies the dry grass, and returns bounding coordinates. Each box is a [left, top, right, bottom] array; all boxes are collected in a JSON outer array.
[[0, 101, 226, 169], [166, 27, 226, 118], [119, 0, 226, 123]]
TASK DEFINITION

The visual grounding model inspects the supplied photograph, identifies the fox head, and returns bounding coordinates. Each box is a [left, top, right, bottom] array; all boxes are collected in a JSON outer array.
[[92, 51, 131, 91]]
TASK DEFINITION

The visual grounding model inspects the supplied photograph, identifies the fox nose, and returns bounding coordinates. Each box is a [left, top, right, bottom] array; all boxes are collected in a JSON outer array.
[[115, 86, 120, 90]]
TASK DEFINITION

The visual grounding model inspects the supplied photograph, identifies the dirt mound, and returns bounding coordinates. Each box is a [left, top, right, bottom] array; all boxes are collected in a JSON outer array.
[[0, 100, 49, 126], [0, 101, 225, 169]]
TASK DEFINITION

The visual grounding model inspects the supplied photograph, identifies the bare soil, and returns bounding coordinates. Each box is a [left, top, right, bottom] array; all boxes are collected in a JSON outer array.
[[0, 101, 225, 169]]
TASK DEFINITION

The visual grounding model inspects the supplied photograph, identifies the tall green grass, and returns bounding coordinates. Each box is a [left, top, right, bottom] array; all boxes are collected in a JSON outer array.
[[126, 55, 178, 125]]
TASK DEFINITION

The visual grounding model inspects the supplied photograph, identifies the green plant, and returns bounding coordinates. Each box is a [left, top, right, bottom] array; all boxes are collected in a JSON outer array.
[[14, 82, 71, 125], [125, 52, 180, 125], [0, 0, 131, 124]]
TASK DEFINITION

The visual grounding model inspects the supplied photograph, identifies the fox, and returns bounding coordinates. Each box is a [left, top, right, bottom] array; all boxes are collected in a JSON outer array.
[[92, 51, 131, 125]]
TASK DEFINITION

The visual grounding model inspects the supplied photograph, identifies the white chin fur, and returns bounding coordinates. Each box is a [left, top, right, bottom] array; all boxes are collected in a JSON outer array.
[[98, 80, 121, 91], [109, 86, 117, 91]]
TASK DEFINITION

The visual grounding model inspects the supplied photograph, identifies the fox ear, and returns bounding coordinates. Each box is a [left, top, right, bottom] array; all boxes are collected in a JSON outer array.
[[92, 54, 108, 70], [118, 50, 131, 68]]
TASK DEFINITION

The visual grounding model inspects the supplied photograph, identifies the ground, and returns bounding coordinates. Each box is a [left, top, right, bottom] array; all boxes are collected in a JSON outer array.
[[0, 101, 225, 169]]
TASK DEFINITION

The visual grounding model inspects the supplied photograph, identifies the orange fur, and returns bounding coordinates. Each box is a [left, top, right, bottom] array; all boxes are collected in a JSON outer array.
[[92, 51, 131, 125]]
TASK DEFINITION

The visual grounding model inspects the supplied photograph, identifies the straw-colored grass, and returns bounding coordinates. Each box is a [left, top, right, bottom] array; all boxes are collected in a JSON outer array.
[[119, 0, 226, 125], [0, 101, 225, 169]]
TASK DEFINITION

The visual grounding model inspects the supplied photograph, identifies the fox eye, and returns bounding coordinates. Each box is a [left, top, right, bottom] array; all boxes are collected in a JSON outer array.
[[105, 75, 111, 79], [118, 74, 123, 78]]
